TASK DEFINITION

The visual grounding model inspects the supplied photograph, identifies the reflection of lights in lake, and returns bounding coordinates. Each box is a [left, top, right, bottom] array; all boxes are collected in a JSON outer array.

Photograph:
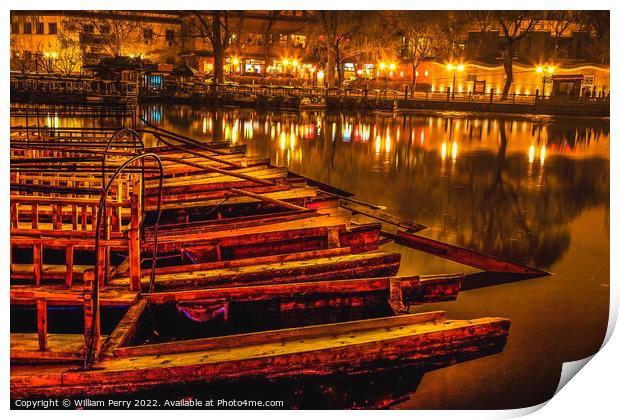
[[280, 132, 286, 150], [540, 145, 546, 165], [529, 145, 535, 163], [332, 123, 336, 141], [343, 123, 351, 142], [375, 135, 381, 154], [202, 118, 207, 133], [290, 131, 296, 149], [243, 121, 253, 139], [385, 132, 391, 153], [441, 142, 447, 160], [452, 141, 458, 160], [231, 125, 238, 144], [421, 131, 424, 144]]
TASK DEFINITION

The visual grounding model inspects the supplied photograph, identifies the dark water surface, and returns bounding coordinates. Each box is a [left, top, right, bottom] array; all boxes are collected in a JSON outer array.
[[14, 105, 609, 409]]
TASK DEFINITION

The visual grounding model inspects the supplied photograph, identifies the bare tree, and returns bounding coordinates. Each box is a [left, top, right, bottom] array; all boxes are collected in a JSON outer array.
[[543, 10, 579, 61], [394, 11, 449, 91], [63, 11, 142, 58], [494, 11, 539, 100], [261, 11, 281, 66], [577, 10, 610, 64], [312, 11, 384, 87], [193, 11, 233, 84]]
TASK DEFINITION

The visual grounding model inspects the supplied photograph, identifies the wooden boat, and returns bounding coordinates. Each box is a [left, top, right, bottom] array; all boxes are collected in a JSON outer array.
[[110, 249, 401, 291], [11, 311, 510, 398], [146, 273, 463, 312], [9, 120, 514, 403]]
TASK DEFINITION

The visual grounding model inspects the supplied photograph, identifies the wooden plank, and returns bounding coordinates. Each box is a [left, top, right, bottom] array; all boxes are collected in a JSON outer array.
[[229, 187, 312, 212], [33, 244, 42, 286], [101, 298, 148, 359], [137, 247, 353, 277], [11, 333, 108, 363], [65, 244, 74, 288], [340, 201, 427, 232], [142, 212, 355, 254], [395, 230, 550, 276], [10, 285, 138, 306], [147, 274, 462, 306], [111, 252, 401, 290], [36, 299, 47, 351], [128, 194, 141, 292]]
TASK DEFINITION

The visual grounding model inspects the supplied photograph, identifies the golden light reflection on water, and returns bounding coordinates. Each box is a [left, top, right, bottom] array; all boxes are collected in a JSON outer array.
[[13, 104, 608, 410]]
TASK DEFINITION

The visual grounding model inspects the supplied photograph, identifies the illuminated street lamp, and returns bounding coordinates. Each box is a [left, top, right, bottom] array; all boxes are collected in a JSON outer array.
[[536, 65, 555, 98], [42, 51, 57, 74], [447, 63, 464, 99], [232, 57, 240, 75]]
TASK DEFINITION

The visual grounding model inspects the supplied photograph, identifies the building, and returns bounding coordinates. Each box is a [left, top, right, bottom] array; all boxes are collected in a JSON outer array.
[[10, 11, 183, 74], [10, 10, 609, 95]]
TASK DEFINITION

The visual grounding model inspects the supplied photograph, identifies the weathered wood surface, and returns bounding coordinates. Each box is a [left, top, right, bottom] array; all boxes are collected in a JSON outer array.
[[110, 251, 401, 291], [10, 311, 510, 398], [340, 201, 427, 232], [10, 285, 138, 306], [11, 333, 108, 363], [100, 298, 148, 359], [147, 273, 462, 306], [146, 187, 319, 213], [142, 213, 381, 256], [395, 230, 550, 276]]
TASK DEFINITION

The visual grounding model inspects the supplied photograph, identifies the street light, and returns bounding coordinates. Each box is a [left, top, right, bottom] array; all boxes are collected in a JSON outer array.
[[447, 63, 464, 99], [536, 65, 554, 98], [42, 51, 57, 74]]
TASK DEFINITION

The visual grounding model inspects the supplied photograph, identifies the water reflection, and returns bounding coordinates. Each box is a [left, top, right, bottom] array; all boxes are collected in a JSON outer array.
[[11, 105, 609, 409], [143, 106, 609, 271]]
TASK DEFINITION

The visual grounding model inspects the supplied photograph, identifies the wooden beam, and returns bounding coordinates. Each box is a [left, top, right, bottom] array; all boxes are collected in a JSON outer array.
[[36, 298, 47, 351], [128, 194, 141, 292], [395, 230, 550, 276], [101, 298, 148, 359], [229, 188, 312, 212], [340, 201, 427, 232]]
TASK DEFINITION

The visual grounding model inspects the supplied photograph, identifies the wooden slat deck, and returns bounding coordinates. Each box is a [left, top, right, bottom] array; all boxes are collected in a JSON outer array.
[[11, 333, 108, 363]]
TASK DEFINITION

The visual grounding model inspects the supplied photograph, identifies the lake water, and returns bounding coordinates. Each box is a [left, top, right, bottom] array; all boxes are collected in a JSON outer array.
[[12, 105, 610, 409]]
